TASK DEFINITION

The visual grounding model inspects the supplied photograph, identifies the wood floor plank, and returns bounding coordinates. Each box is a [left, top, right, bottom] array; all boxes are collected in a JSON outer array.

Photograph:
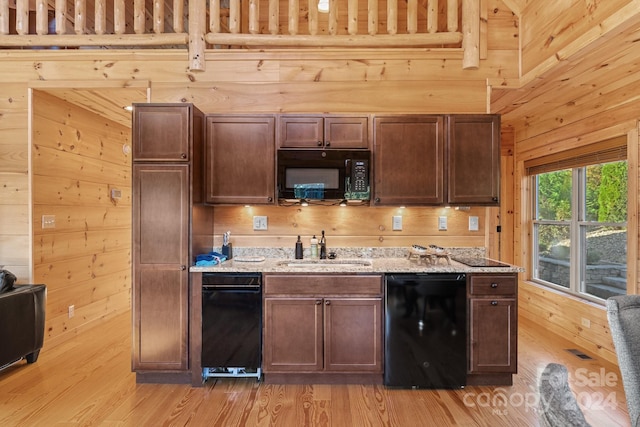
[[0, 310, 632, 426]]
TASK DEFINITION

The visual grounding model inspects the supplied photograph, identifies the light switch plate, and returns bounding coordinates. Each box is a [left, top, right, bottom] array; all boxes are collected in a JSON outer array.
[[392, 216, 402, 231], [253, 216, 268, 231], [469, 216, 479, 231], [438, 216, 447, 231]]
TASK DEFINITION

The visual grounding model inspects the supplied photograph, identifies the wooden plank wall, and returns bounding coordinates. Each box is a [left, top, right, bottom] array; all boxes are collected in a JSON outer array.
[[31, 91, 132, 348], [0, 83, 29, 280], [210, 205, 489, 251], [520, 0, 633, 76]]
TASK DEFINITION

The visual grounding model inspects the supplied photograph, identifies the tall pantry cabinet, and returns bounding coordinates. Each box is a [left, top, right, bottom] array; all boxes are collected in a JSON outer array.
[[132, 103, 212, 383]]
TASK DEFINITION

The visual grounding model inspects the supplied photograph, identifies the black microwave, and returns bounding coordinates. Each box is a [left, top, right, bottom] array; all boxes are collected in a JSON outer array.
[[277, 150, 370, 202]]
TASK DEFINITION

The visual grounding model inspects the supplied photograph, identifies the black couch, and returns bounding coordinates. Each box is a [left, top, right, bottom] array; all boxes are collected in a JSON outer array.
[[0, 276, 46, 369]]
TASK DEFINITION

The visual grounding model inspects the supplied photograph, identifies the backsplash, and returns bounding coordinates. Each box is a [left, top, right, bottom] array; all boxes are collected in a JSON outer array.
[[227, 246, 486, 260], [211, 205, 492, 251]]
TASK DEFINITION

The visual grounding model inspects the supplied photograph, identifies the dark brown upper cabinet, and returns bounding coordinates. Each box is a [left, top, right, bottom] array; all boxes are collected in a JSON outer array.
[[133, 103, 193, 161], [278, 114, 369, 149], [205, 115, 276, 205], [373, 114, 500, 206], [373, 115, 445, 205], [447, 115, 501, 206]]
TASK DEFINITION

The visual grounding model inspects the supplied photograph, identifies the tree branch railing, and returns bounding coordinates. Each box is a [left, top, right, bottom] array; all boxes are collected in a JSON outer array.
[[0, 0, 479, 71]]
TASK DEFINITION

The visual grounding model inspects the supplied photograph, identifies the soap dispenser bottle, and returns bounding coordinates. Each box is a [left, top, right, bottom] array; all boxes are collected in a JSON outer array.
[[295, 236, 304, 259], [310, 235, 318, 258]]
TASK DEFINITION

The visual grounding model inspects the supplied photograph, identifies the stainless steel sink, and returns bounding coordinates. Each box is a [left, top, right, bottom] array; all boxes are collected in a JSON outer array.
[[277, 259, 373, 268]]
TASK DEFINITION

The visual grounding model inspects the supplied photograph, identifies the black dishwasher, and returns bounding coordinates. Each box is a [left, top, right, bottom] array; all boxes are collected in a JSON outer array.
[[384, 273, 467, 388], [201, 272, 262, 380]]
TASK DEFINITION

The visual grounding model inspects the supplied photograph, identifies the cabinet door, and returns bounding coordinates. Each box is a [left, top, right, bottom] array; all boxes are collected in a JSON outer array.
[[447, 115, 500, 205], [324, 116, 369, 149], [132, 165, 190, 370], [278, 115, 369, 148], [324, 298, 383, 372], [373, 115, 445, 205], [469, 298, 517, 373], [263, 297, 323, 372], [133, 104, 191, 161], [278, 116, 323, 148], [205, 115, 275, 204]]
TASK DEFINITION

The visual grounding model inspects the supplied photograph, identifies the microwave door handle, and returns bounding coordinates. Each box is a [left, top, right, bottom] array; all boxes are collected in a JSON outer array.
[[345, 159, 351, 174]]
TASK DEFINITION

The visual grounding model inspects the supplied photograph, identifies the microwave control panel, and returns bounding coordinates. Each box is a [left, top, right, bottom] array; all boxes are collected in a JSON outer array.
[[345, 159, 370, 200], [353, 160, 368, 192]]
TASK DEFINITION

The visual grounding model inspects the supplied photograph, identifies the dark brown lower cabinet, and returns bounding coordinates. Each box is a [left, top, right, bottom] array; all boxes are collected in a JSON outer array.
[[263, 274, 383, 383], [467, 273, 518, 386]]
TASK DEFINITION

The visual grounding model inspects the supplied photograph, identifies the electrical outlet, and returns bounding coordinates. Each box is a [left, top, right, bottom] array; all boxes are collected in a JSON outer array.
[[392, 216, 403, 231], [469, 216, 479, 231], [68, 305, 75, 319], [581, 317, 591, 328], [42, 215, 56, 229], [253, 216, 268, 231], [438, 216, 447, 231]]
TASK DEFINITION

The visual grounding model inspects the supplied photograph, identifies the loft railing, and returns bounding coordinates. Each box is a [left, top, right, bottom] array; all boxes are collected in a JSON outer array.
[[0, 0, 479, 71]]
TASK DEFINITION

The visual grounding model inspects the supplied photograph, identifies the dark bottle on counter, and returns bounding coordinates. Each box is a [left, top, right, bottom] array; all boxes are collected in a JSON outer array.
[[295, 235, 304, 259], [319, 230, 327, 259]]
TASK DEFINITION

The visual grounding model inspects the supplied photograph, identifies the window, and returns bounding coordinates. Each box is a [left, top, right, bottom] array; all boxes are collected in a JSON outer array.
[[528, 141, 627, 302]]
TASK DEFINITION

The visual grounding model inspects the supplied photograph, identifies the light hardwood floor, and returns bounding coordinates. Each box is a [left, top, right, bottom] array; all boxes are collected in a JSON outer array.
[[0, 311, 631, 426]]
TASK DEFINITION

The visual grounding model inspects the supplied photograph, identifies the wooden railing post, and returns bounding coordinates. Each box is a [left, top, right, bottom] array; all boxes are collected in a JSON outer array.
[[308, 0, 318, 36], [348, 0, 358, 35], [447, 0, 458, 32], [328, 0, 338, 35], [229, 0, 240, 33], [210, 0, 221, 33], [268, 0, 279, 35], [36, 0, 48, 35], [74, 0, 86, 35], [174, 0, 185, 33], [134, 0, 145, 34], [113, 0, 125, 34], [249, 0, 260, 34], [368, 0, 378, 35], [0, 0, 7, 35], [55, 0, 66, 34], [387, 0, 397, 35], [407, 0, 417, 34], [15, 0, 29, 35], [427, 0, 438, 33], [189, 0, 206, 71], [462, 0, 479, 69], [154, 0, 165, 34], [288, 0, 299, 35], [95, 0, 107, 35]]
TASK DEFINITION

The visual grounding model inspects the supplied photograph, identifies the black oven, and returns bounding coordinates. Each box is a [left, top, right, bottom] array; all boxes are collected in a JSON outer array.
[[277, 149, 370, 202]]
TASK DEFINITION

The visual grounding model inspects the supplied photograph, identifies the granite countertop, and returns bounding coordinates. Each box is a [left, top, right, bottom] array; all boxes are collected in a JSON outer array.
[[190, 256, 524, 274]]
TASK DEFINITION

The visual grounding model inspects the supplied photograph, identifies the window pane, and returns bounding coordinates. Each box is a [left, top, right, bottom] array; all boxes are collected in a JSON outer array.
[[584, 161, 627, 222], [581, 225, 627, 299], [535, 224, 571, 288], [536, 170, 572, 220]]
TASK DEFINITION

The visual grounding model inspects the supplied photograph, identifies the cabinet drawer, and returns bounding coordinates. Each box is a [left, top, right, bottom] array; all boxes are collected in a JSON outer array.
[[265, 274, 382, 296], [469, 274, 516, 296]]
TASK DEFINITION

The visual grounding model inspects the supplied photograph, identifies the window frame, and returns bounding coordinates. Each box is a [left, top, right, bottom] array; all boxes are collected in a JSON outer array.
[[530, 162, 628, 303]]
